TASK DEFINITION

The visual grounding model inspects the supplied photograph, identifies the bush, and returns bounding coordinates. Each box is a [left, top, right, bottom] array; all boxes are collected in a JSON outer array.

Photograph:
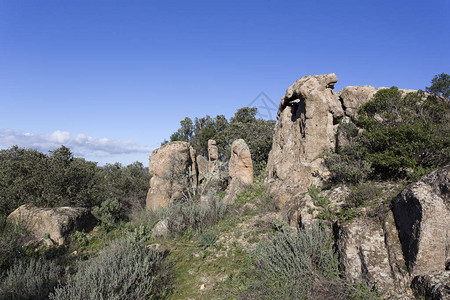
[[244, 226, 380, 300], [357, 87, 450, 178], [0, 217, 34, 271], [163, 192, 226, 235], [0, 258, 63, 300], [92, 198, 125, 228], [326, 86, 450, 183], [346, 183, 383, 208], [49, 237, 171, 300]]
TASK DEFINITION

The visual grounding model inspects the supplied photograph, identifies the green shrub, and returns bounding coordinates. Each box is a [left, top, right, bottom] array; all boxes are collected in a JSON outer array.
[[251, 226, 339, 298], [163, 193, 226, 235], [0, 217, 33, 271], [198, 232, 218, 250], [92, 198, 125, 228], [357, 87, 450, 178], [308, 186, 330, 207], [327, 87, 450, 182], [0, 258, 63, 300], [346, 183, 383, 208], [70, 231, 88, 249], [49, 237, 171, 300], [238, 226, 380, 299]]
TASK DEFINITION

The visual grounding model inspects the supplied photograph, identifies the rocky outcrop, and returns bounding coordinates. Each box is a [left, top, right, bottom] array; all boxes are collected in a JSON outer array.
[[145, 141, 197, 211], [266, 73, 343, 220], [196, 155, 209, 183], [224, 139, 253, 204], [229, 139, 253, 186], [337, 85, 377, 121], [393, 165, 450, 277], [7, 204, 96, 245], [208, 139, 219, 172], [412, 272, 450, 300], [335, 212, 411, 298]]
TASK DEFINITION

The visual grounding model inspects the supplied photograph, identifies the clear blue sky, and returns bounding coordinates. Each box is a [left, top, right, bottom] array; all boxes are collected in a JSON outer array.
[[1, 0, 449, 165]]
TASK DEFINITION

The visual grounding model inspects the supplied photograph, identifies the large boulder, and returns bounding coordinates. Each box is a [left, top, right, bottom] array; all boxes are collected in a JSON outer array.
[[229, 139, 253, 186], [224, 139, 253, 204], [266, 73, 343, 220], [145, 141, 197, 211], [196, 155, 209, 184], [393, 165, 450, 277], [335, 212, 411, 298], [7, 204, 97, 245], [337, 85, 377, 121]]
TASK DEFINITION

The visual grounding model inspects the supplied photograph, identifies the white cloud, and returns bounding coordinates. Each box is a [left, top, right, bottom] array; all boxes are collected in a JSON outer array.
[[0, 128, 153, 164]]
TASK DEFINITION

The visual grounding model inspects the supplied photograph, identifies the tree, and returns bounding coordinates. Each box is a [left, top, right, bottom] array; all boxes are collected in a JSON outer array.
[[426, 73, 450, 99], [168, 107, 275, 176], [170, 117, 194, 143]]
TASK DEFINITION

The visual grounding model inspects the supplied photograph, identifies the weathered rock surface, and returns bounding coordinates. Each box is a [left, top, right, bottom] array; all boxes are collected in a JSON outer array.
[[208, 139, 219, 161], [337, 85, 377, 121], [412, 271, 450, 300], [7, 204, 96, 245], [145, 141, 197, 211], [229, 139, 253, 186], [224, 139, 253, 204], [266, 73, 342, 219], [196, 155, 208, 183], [151, 219, 169, 238], [208, 139, 219, 173], [393, 165, 450, 277], [335, 212, 411, 298]]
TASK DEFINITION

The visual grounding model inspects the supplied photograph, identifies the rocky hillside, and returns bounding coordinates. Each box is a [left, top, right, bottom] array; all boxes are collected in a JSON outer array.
[[1, 73, 449, 300]]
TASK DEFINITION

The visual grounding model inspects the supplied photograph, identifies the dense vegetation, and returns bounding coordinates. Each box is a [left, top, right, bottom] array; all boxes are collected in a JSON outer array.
[[168, 107, 275, 175], [0, 145, 149, 219], [326, 78, 450, 183]]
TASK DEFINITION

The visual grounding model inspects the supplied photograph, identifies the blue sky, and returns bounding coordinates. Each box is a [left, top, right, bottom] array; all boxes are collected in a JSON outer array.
[[1, 0, 449, 165]]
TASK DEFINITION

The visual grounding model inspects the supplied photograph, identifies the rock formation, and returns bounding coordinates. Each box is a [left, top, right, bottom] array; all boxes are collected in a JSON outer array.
[[264, 73, 449, 298], [145, 141, 197, 211], [7, 204, 96, 245], [393, 165, 450, 277], [224, 139, 253, 204], [229, 139, 253, 186], [266, 73, 343, 221], [196, 155, 209, 183], [208, 139, 219, 172], [335, 212, 411, 297], [337, 85, 377, 121]]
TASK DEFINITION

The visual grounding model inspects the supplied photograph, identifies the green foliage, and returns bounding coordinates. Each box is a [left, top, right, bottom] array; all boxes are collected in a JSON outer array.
[[327, 82, 450, 183], [0, 258, 63, 300], [198, 232, 218, 249], [70, 231, 88, 249], [426, 72, 450, 98], [92, 198, 124, 229], [308, 186, 330, 207], [0, 146, 101, 217], [232, 181, 276, 215], [240, 226, 379, 299], [249, 226, 340, 299], [346, 183, 383, 208], [0, 217, 34, 271], [49, 237, 171, 300], [99, 161, 150, 213], [357, 87, 450, 178], [162, 193, 226, 235], [325, 121, 372, 183], [169, 107, 275, 176], [0, 146, 149, 220]]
